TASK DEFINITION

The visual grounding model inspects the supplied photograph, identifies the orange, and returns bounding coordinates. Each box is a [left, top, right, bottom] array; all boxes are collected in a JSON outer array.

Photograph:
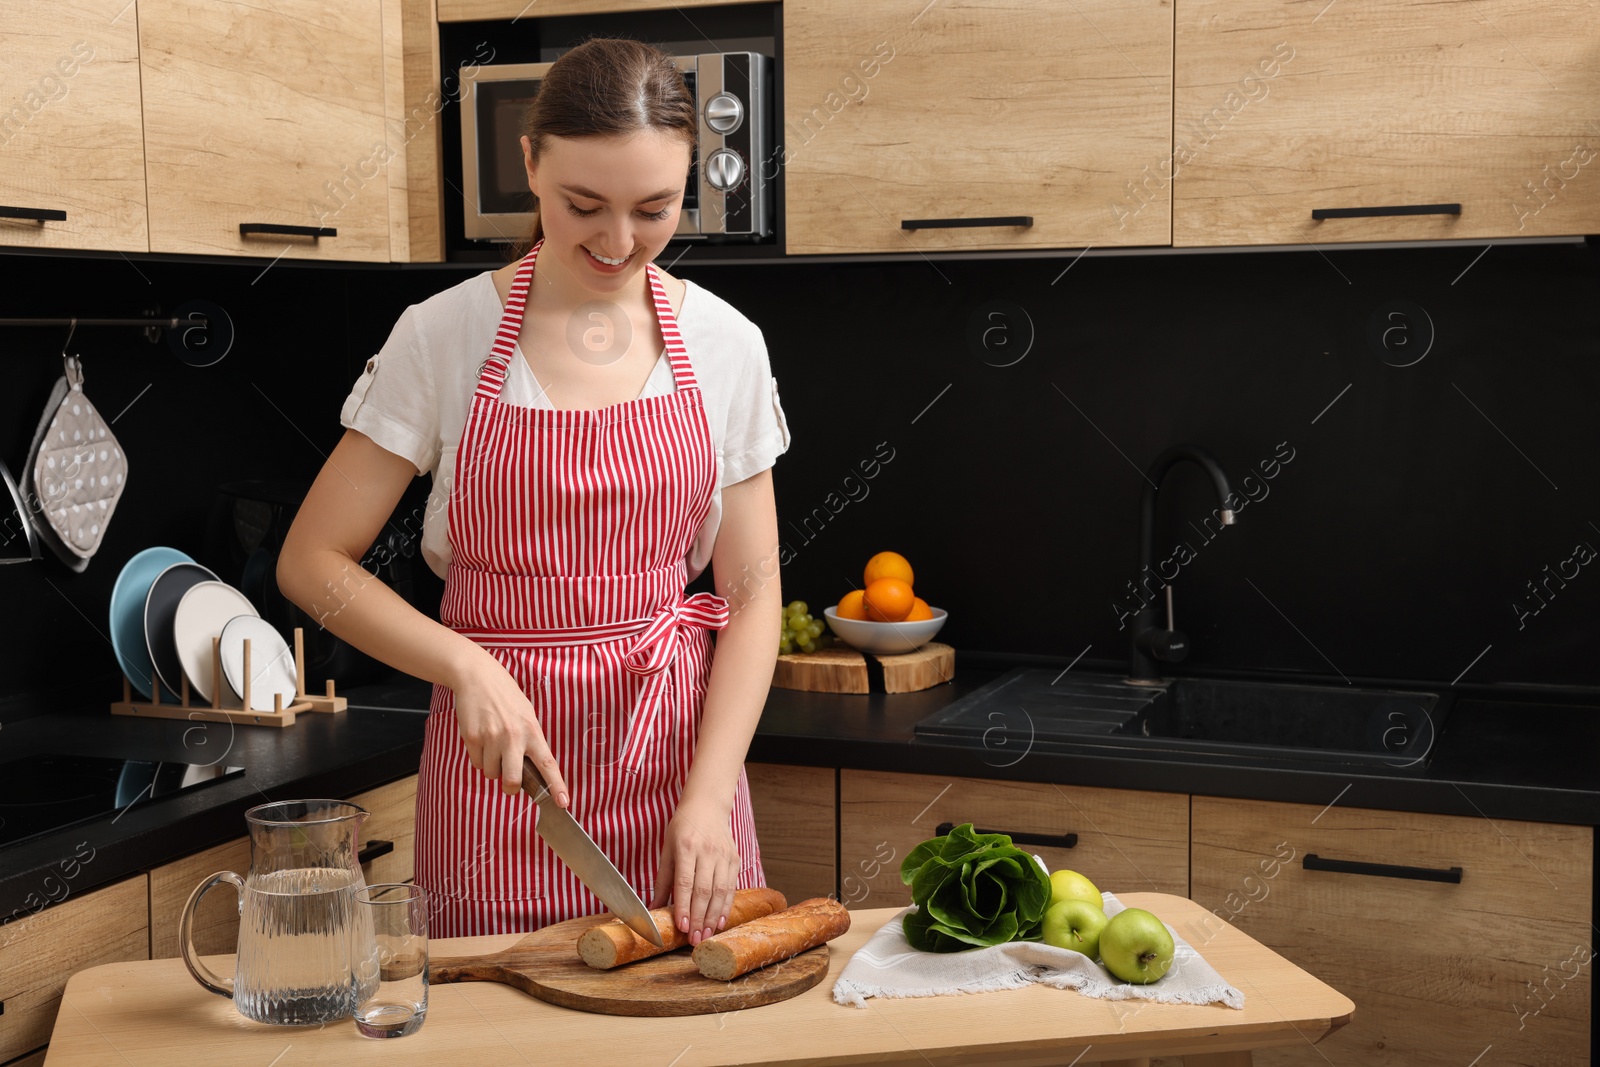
[[863, 551, 914, 589], [836, 589, 869, 620], [905, 597, 933, 622], [863, 578, 915, 622]]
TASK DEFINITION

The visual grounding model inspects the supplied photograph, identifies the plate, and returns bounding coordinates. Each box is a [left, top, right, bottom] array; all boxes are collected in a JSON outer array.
[[173, 581, 259, 703], [109, 547, 194, 698], [219, 615, 298, 712], [823, 606, 949, 655], [144, 562, 221, 697]]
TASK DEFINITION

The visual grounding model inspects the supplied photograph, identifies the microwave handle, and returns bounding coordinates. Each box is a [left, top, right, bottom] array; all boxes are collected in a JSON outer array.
[[901, 216, 1033, 230]]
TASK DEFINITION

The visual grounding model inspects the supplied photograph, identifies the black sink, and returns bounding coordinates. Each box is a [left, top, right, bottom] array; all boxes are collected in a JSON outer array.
[[914, 669, 1448, 770]]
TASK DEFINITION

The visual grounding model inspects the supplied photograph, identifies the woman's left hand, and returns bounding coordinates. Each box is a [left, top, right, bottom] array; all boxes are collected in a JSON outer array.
[[652, 798, 740, 946]]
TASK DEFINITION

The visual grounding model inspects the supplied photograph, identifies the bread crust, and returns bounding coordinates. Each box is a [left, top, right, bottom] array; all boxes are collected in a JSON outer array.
[[576, 887, 789, 969], [691, 897, 851, 981]]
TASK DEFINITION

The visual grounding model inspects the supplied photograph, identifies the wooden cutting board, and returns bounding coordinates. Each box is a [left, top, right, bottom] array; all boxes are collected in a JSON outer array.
[[771, 641, 954, 694], [428, 911, 830, 1017]]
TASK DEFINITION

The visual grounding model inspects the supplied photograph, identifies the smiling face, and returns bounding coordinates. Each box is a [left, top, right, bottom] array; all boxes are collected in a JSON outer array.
[[524, 128, 692, 295]]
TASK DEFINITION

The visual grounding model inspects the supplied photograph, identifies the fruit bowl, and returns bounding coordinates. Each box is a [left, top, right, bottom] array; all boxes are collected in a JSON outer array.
[[823, 606, 948, 655]]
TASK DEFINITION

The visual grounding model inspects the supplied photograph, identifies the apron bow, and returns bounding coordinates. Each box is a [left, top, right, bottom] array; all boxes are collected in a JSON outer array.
[[617, 592, 730, 772]]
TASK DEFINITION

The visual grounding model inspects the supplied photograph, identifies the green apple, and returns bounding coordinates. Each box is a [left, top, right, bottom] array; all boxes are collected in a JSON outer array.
[[1099, 908, 1176, 984], [1041, 898, 1109, 960], [1048, 869, 1102, 909]]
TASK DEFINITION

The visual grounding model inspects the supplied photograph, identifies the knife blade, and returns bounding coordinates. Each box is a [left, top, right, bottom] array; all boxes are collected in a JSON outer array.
[[521, 756, 665, 948]]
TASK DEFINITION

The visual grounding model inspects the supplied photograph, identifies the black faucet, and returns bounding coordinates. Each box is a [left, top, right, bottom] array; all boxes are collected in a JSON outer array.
[[1128, 445, 1235, 686]]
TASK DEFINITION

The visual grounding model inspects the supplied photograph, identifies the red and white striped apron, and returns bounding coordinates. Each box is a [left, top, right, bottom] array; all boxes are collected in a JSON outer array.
[[414, 241, 765, 937]]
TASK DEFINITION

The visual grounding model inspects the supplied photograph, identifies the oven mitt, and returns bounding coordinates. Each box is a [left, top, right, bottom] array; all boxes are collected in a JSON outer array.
[[21, 355, 128, 571]]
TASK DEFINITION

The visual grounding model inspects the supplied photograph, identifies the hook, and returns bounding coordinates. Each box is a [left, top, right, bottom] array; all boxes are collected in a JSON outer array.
[[62, 317, 83, 388]]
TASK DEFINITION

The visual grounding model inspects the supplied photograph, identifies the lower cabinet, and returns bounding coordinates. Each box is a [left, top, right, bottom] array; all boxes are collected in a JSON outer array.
[[745, 763, 837, 902], [839, 769, 1191, 909], [149, 836, 253, 959], [351, 775, 419, 889], [1192, 796, 1593, 1065], [0, 874, 149, 1064]]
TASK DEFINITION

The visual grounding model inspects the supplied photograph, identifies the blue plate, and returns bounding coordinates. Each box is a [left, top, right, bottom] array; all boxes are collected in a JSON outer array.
[[110, 546, 194, 698]]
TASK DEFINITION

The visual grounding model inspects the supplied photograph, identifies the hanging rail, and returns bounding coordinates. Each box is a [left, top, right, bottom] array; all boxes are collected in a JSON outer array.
[[0, 316, 207, 328]]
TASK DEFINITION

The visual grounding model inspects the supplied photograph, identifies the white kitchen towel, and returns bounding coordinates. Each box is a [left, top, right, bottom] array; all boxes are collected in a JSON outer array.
[[833, 892, 1245, 1010]]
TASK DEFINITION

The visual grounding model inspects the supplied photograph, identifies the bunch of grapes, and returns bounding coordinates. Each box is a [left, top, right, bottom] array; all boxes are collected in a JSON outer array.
[[780, 600, 829, 655]]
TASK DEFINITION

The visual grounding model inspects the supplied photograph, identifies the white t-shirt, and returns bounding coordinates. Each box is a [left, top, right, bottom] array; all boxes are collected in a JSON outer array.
[[340, 271, 791, 582]]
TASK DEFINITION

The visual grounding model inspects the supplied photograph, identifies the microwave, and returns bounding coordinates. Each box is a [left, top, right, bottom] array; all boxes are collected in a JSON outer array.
[[459, 52, 773, 242]]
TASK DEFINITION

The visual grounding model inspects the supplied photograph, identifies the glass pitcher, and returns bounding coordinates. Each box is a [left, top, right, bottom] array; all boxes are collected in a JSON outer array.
[[180, 799, 379, 1025]]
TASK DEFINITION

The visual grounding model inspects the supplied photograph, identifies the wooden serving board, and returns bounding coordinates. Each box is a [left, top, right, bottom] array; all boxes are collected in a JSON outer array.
[[772, 641, 954, 694], [428, 911, 830, 1017]]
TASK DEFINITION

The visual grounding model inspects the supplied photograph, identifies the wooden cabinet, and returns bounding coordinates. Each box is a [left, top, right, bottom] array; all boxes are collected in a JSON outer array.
[[138, 0, 394, 261], [1172, 0, 1600, 246], [148, 835, 252, 959], [0, 875, 148, 1064], [745, 763, 836, 902], [1192, 796, 1592, 1065], [351, 773, 419, 887], [781, 0, 1174, 254], [839, 770, 1189, 909], [0, 0, 147, 252]]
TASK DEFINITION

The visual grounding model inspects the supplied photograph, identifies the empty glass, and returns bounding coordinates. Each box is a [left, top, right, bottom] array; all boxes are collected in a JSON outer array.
[[354, 883, 429, 1038]]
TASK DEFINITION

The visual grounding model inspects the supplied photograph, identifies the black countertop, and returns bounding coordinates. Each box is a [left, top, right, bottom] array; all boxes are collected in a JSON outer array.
[[4, 663, 1597, 923]]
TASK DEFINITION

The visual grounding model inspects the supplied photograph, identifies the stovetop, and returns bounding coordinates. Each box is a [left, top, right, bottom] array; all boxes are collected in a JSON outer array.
[[0, 753, 245, 848]]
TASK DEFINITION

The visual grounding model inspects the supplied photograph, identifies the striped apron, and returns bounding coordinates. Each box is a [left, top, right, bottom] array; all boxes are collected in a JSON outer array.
[[414, 241, 765, 937]]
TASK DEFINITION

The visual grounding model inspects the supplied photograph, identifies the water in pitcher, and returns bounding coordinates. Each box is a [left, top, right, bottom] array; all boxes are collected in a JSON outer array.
[[233, 867, 377, 1025]]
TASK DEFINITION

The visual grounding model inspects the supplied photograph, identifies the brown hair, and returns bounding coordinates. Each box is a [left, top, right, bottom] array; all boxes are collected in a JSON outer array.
[[515, 38, 696, 255]]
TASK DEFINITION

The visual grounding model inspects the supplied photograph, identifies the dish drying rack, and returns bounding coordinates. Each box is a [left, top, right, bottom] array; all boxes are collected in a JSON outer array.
[[110, 627, 347, 728]]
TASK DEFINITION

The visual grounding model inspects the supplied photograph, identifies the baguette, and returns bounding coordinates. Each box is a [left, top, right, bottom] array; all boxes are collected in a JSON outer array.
[[576, 887, 788, 969], [691, 897, 850, 981]]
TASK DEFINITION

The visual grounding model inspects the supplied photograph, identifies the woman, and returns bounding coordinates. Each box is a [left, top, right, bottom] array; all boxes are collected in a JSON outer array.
[[279, 38, 789, 944]]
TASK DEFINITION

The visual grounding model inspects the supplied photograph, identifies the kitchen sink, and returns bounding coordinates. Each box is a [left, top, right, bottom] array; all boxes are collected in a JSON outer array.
[[914, 669, 1448, 770]]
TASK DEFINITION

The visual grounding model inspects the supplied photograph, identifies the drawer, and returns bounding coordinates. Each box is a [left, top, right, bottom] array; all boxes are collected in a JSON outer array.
[[350, 775, 418, 887], [745, 763, 837, 902], [148, 836, 252, 959], [0, 874, 148, 1062], [1192, 797, 1592, 1065], [839, 770, 1189, 909]]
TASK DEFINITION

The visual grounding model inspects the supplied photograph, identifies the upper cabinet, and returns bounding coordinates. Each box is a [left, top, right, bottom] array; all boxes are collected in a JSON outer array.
[[0, 1, 148, 252], [1172, 0, 1600, 246], [138, 0, 394, 262], [781, 0, 1175, 255]]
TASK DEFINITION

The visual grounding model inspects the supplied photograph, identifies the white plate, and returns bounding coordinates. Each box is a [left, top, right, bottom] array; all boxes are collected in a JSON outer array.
[[219, 615, 299, 712], [173, 581, 259, 703]]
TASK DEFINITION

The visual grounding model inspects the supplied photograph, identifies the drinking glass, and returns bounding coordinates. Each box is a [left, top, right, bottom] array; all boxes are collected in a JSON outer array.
[[353, 883, 428, 1038]]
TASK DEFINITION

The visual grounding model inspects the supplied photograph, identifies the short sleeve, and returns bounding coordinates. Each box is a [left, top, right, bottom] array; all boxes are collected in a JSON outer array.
[[718, 331, 792, 488], [340, 305, 440, 476]]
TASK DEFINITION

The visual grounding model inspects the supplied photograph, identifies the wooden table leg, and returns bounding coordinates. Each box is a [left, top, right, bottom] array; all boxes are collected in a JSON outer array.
[[1180, 1053, 1253, 1066]]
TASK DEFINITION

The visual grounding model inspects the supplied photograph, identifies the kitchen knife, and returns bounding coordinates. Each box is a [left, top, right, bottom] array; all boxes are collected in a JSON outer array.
[[521, 756, 665, 948]]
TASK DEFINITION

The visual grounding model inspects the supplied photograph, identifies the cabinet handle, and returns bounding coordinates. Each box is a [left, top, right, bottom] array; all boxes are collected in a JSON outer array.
[[358, 839, 395, 865], [239, 223, 337, 238], [1302, 852, 1462, 883], [0, 205, 67, 222], [902, 216, 1034, 230], [1310, 203, 1461, 220], [935, 821, 1077, 850]]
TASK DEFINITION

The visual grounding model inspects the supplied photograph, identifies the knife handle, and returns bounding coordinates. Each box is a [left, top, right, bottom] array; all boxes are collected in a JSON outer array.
[[521, 755, 552, 803]]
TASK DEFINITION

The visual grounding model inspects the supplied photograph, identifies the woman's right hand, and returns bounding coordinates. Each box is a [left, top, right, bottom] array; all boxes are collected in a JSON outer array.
[[448, 647, 570, 806]]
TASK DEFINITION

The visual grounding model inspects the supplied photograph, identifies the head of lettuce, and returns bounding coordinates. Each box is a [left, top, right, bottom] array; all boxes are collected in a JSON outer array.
[[898, 822, 1053, 951]]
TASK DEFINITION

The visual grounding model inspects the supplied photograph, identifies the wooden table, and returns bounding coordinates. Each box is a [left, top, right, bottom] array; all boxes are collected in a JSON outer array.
[[45, 893, 1350, 1066]]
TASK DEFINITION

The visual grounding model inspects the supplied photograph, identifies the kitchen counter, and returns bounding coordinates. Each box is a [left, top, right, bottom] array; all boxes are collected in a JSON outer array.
[[4, 658, 1598, 924], [745, 659, 1600, 827]]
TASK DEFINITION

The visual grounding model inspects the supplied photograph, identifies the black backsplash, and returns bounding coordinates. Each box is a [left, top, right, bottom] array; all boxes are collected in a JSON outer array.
[[2, 240, 1596, 722]]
